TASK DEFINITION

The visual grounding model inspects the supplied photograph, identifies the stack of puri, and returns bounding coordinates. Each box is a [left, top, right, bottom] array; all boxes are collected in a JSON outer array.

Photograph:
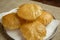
[[2, 3, 54, 40]]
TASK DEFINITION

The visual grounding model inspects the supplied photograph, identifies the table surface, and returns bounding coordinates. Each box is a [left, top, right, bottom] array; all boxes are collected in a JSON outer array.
[[0, 0, 60, 40]]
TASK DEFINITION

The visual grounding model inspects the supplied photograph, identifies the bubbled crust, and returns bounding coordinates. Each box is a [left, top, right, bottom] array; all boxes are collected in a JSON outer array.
[[2, 13, 21, 30], [17, 3, 42, 21], [37, 10, 54, 26], [20, 21, 46, 40]]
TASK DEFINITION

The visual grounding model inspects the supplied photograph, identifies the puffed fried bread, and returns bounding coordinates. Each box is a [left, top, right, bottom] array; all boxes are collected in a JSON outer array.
[[17, 3, 43, 21], [37, 10, 53, 26], [2, 13, 21, 30], [20, 21, 46, 40]]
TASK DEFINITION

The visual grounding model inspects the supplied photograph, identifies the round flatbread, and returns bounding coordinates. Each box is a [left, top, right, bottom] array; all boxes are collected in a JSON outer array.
[[20, 21, 46, 40], [17, 3, 43, 21], [2, 13, 21, 30], [37, 10, 54, 26]]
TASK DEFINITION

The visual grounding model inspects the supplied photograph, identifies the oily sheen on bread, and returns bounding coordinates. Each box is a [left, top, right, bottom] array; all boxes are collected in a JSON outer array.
[[17, 3, 43, 21], [37, 10, 53, 26], [2, 13, 21, 30], [20, 20, 46, 40]]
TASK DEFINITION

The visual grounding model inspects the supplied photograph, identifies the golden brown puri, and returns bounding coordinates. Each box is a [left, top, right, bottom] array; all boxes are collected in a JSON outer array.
[[20, 21, 46, 40], [17, 3, 43, 21], [37, 10, 54, 26], [2, 13, 21, 30]]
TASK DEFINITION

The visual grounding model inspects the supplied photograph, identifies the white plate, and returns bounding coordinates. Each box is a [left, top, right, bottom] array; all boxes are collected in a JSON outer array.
[[0, 8, 60, 40]]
